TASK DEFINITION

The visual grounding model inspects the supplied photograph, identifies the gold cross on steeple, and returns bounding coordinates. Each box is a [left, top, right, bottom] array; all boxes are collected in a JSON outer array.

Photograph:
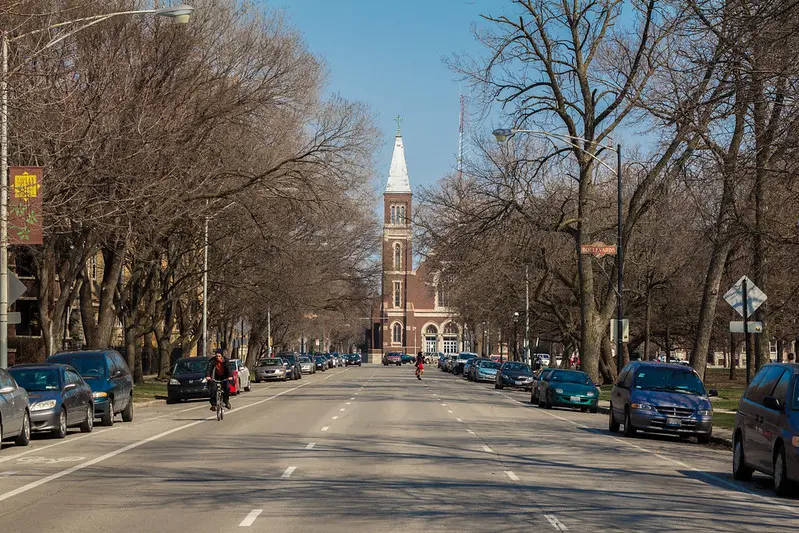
[[394, 114, 403, 136]]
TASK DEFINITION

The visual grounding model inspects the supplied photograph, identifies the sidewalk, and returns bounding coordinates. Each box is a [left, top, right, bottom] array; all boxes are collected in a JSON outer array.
[[597, 400, 732, 447]]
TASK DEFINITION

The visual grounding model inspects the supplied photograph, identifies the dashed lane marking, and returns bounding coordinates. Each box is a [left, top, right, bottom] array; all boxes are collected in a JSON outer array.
[[321, 426, 329, 432], [281, 466, 297, 479], [306, 442, 316, 450], [467, 429, 475, 435], [505, 471, 519, 481], [545, 514, 568, 531], [239, 509, 263, 527], [482, 445, 493, 453], [456, 418, 463, 422], [332, 416, 339, 420]]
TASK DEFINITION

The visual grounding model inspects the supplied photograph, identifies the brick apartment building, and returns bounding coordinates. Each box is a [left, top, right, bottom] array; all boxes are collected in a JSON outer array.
[[367, 128, 463, 362]]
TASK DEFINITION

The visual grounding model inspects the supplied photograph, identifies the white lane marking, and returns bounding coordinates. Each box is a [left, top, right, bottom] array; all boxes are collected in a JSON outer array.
[[0, 383, 310, 503], [239, 509, 263, 527], [0, 471, 16, 478], [321, 426, 329, 432], [339, 408, 346, 411], [441, 403, 447, 407], [0, 428, 118, 465], [448, 410, 454, 414], [281, 466, 297, 479], [346, 402, 351, 405], [467, 429, 475, 435], [482, 445, 493, 453], [505, 471, 519, 481], [456, 417, 463, 422], [16, 456, 85, 464], [306, 442, 316, 450], [349, 397, 355, 400], [332, 416, 339, 420], [545, 514, 568, 531]]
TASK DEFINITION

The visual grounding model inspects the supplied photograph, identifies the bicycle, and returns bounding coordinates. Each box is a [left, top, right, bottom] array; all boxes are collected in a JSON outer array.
[[209, 378, 231, 421]]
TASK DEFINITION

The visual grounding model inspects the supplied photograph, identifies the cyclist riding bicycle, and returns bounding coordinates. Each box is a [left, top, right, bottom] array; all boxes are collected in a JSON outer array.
[[415, 350, 425, 380], [205, 349, 232, 411]]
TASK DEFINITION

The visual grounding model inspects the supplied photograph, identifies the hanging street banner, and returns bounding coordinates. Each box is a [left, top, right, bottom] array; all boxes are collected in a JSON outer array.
[[581, 241, 617, 259], [723, 275, 767, 319], [8, 167, 43, 245]]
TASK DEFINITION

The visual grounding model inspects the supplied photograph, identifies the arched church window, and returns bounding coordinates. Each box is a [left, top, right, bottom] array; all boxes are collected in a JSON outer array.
[[425, 324, 438, 335], [390, 206, 397, 224], [394, 243, 402, 270], [443, 322, 459, 335], [399, 205, 406, 224], [392, 322, 403, 344]]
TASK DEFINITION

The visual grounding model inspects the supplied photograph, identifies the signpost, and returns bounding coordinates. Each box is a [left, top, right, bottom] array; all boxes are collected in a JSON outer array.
[[580, 242, 617, 259], [724, 275, 767, 385], [610, 319, 629, 343]]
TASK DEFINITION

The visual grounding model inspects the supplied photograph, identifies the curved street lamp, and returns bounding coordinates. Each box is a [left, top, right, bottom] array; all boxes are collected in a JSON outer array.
[[0, 5, 195, 368], [493, 127, 624, 374]]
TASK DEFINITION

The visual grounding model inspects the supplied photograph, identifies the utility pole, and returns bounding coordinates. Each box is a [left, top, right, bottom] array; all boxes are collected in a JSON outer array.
[[525, 265, 530, 366]]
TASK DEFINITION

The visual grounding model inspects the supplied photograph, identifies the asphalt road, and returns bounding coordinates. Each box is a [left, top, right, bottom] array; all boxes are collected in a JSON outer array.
[[0, 364, 796, 532]]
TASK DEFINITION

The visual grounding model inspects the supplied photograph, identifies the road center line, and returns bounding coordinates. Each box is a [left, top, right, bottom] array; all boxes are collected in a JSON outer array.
[[321, 426, 329, 432], [505, 471, 519, 481], [332, 416, 339, 420], [448, 410, 454, 414], [281, 466, 297, 479], [0, 382, 311, 503], [306, 442, 316, 449], [456, 417, 463, 422], [545, 514, 568, 531], [339, 408, 346, 411], [482, 445, 493, 453], [239, 509, 263, 527], [467, 429, 475, 435]]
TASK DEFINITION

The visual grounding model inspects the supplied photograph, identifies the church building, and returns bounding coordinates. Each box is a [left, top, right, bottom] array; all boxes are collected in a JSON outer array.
[[368, 124, 464, 361]]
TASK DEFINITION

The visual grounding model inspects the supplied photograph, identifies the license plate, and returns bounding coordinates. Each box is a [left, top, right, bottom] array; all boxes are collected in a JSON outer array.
[[570, 396, 580, 402], [667, 418, 681, 427]]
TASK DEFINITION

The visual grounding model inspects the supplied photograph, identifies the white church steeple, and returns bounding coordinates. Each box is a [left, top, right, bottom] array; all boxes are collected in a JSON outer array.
[[385, 115, 411, 194]]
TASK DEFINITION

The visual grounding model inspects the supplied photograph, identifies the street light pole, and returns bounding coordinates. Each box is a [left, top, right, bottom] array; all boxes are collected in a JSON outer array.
[[525, 265, 530, 366], [202, 214, 209, 359], [513, 311, 519, 361], [616, 144, 624, 374]]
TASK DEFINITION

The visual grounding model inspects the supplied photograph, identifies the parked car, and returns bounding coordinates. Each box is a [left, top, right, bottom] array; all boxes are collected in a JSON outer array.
[[167, 357, 212, 403], [299, 356, 316, 375], [474, 360, 502, 383], [314, 356, 328, 371], [401, 353, 414, 365], [537, 369, 599, 413], [438, 354, 448, 369], [228, 359, 251, 394], [9, 363, 95, 438], [531, 369, 553, 404], [383, 352, 402, 366], [253, 358, 288, 382], [47, 350, 134, 426], [442, 354, 458, 372], [496, 361, 534, 391], [462, 358, 479, 380], [0, 368, 30, 447], [609, 361, 716, 443], [451, 353, 479, 375], [322, 354, 333, 369], [345, 354, 362, 366], [276, 352, 302, 380], [733, 363, 799, 495]]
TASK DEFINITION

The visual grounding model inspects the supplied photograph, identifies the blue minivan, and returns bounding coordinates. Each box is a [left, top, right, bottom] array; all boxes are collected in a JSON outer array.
[[47, 350, 134, 426], [733, 363, 799, 496], [609, 362, 716, 443]]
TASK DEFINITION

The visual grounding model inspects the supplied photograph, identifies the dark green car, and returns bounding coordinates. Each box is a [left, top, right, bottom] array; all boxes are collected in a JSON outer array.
[[538, 369, 599, 413]]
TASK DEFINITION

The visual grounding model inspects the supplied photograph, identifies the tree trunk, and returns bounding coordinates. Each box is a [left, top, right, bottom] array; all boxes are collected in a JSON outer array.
[[80, 265, 99, 347], [92, 244, 126, 348], [245, 328, 262, 368]]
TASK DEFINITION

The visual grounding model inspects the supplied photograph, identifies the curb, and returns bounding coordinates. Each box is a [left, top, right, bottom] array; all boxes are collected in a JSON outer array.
[[133, 399, 162, 408], [596, 405, 732, 448]]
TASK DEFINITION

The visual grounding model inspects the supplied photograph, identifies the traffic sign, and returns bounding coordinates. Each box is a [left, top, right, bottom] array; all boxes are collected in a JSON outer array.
[[730, 321, 763, 334], [723, 275, 767, 318], [7, 312, 21, 325], [610, 319, 629, 343], [7, 269, 27, 307], [581, 242, 617, 259]]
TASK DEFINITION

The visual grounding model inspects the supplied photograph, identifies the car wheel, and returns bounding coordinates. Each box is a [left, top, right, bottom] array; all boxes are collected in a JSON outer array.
[[732, 436, 754, 481], [697, 431, 711, 444], [122, 395, 134, 422], [166, 396, 177, 404], [545, 392, 553, 409], [774, 446, 795, 497], [80, 405, 94, 433], [589, 407, 598, 414], [497, 381, 504, 390], [52, 408, 68, 439], [15, 411, 31, 447], [608, 409, 620, 432], [623, 408, 637, 437], [282, 376, 288, 382], [101, 399, 115, 427], [245, 382, 251, 392], [580, 407, 588, 413]]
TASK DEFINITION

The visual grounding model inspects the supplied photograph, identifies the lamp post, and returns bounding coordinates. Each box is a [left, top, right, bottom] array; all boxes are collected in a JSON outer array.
[[513, 311, 520, 361], [0, 4, 194, 369], [493, 127, 624, 374]]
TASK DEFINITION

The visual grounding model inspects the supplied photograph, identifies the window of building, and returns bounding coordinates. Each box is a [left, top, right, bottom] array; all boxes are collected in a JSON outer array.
[[389, 204, 407, 225], [394, 243, 402, 270], [392, 322, 403, 344], [393, 281, 402, 308], [399, 205, 406, 224], [390, 206, 396, 225], [437, 285, 450, 308]]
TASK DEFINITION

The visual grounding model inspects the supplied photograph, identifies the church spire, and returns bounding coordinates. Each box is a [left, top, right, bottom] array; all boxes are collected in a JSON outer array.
[[385, 120, 411, 194]]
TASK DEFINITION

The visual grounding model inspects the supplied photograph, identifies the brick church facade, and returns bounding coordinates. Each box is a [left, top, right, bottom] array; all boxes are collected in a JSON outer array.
[[368, 128, 464, 361]]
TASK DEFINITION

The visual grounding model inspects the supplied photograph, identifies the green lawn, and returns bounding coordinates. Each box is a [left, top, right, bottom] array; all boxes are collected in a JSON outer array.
[[713, 411, 736, 430], [133, 381, 167, 402]]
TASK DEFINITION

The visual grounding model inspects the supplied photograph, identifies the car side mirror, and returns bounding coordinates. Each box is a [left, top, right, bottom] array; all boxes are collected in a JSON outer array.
[[0, 385, 14, 394], [763, 396, 784, 412], [64, 383, 77, 391], [708, 389, 718, 397]]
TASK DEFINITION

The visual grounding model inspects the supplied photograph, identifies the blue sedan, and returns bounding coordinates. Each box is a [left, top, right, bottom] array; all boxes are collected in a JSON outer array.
[[9, 364, 94, 438], [475, 361, 502, 383]]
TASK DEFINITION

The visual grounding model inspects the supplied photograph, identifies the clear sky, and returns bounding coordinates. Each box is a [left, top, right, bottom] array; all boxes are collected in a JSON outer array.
[[266, 0, 506, 193]]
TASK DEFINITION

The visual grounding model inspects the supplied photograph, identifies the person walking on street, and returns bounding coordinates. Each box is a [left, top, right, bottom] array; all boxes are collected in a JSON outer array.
[[415, 351, 425, 380]]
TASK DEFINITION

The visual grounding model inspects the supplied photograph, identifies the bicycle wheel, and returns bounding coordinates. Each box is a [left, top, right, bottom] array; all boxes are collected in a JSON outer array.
[[216, 389, 223, 421]]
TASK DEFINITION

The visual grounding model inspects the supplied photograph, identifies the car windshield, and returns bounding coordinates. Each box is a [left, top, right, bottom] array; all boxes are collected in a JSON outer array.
[[300, 358, 311, 363], [51, 356, 106, 378], [257, 359, 282, 367], [174, 359, 207, 374], [634, 367, 706, 395], [792, 380, 799, 411], [504, 362, 531, 373], [482, 362, 501, 369], [9, 368, 60, 391], [549, 371, 591, 384]]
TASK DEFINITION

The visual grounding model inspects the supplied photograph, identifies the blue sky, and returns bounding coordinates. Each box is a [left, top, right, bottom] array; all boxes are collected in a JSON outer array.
[[267, 0, 506, 192]]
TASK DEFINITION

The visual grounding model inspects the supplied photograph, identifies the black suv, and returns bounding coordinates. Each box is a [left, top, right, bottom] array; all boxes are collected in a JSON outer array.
[[276, 352, 302, 380]]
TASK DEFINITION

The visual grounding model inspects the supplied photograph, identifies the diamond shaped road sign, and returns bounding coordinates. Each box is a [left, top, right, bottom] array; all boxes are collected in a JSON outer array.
[[723, 275, 767, 319], [7, 269, 27, 307]]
